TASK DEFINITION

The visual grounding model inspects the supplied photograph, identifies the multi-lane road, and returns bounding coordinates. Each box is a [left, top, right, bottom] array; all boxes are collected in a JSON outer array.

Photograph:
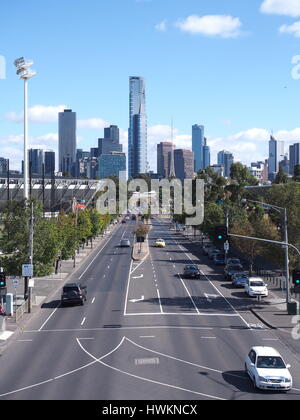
[[0, 218, 300, 400]]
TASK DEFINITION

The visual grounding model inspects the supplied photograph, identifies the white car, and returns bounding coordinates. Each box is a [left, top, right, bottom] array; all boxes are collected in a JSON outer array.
[[245, 277, 268, 297], [245, 347, 292, 391]]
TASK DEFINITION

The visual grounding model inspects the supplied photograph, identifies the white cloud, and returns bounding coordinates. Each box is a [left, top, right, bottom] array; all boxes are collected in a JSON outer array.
[[175, 15, 242, 38], [6, 105, 68, 123], [155, 20, 167, 32], [279, 21, 300, 37], [260, 0, 300, 17], [77, 118, 109, 130]]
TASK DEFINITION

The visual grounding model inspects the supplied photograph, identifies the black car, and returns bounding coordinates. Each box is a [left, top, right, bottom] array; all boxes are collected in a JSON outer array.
[[183, 265, 201, 279], [61, 283, 87, 306], [213, 254, 226, 265], [224, 264, 244, 280]]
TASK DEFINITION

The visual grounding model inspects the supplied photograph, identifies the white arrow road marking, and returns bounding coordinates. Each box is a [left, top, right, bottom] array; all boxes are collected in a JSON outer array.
[[133, 274, 144, 279], [204, 293, 219, 303], [130, 296, 145, 303]]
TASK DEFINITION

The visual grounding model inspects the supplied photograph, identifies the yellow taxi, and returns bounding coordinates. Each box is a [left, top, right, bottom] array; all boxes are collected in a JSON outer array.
[[155, 238, 166, 248]]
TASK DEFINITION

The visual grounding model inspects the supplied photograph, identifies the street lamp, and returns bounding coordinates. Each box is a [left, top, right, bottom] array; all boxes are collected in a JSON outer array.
[[242, 198, 290, 306], [14, 57, 36, 200]]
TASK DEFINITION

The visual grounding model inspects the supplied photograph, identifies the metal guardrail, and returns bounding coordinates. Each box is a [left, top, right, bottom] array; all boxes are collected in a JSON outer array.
[[15, 298, 28, 322]]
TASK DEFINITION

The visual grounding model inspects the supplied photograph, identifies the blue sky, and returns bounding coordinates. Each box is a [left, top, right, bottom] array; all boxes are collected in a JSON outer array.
[[1, 0, 300, 171]]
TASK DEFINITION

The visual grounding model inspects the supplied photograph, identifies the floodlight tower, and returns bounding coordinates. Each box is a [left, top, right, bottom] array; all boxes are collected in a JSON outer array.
[[14, 57, 36, 200]]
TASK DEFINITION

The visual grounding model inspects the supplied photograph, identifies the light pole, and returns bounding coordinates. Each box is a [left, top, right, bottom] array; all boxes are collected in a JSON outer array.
[[242, 199, 290, 306], [14, 57, 36, 200]]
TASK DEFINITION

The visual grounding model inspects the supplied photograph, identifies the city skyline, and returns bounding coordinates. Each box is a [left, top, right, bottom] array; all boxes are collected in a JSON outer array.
[[1, 0, 300, 171]]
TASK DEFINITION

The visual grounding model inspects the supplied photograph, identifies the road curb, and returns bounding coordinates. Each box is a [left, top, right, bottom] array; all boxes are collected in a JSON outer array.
[[250, 308, 277, 330]]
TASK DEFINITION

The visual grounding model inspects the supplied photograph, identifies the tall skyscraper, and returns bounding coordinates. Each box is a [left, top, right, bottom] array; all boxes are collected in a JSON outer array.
[[128, 76, 147, 177], [44, 150, 55, 176], [104, 125, 120, 142], [289, 143, 300, 175], [268, 135, 285, 180], [218, 150, 234, 178], [157, 142, 174, 178], [174, 149, 195, 182], [192, 124, 205, 172], [203, 137, 211, 170], [28, 149, 44, 175], [59, 109, 77, 175]]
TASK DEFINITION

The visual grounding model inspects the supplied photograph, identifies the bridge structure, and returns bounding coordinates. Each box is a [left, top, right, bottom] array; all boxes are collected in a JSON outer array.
[[0, 176, 104, 212]]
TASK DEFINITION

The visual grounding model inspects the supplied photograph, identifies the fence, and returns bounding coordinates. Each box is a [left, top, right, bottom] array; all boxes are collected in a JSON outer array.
[[15, 298, 29, 322]]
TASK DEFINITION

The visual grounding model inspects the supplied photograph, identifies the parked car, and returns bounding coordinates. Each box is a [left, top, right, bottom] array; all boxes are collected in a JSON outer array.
[[227, 258, 242, 266], [61, 283, 87, 307], [121, 219, 126, 224], [183, 265, 201, 279], [155, 238, 166, 248], [232, 273, 249, 288], [208, 249, 221, 260], [245, 277, 268, 297], [202, 243, 215, 256], [213, 254, 226, 266], [245, 347, 292, 391], [224, 264, 244, 280], [120, 239, 131, 248]]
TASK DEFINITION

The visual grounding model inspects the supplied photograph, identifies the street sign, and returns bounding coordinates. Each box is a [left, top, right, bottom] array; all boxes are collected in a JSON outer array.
[[12, 278, 19, 288], [28, 279, 35, 288], [22, 264, 33, 277], [224, 241, 230, 252]]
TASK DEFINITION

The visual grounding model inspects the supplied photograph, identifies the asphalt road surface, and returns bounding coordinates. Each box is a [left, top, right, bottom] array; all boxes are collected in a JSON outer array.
[[0, 219, 300, 400]]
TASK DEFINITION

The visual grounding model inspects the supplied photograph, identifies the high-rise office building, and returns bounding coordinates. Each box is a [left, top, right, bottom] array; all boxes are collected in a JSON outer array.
[[174, 149, 194, 182], [0, 157, 8, 174], [28, 149, 44, 175], [99, 152, 126, 179], [268, 135, 285, 180], [203, 137, 211, 170], [289, 143, 300, 175], [218, 150, 234, 178], [44, 150, 55, 176], [128, 76, 147, 177], [104, 125, 120, 142], [157, 142, 174, 179], [192, 125, 205, 172], [59, 109, 77, 175]]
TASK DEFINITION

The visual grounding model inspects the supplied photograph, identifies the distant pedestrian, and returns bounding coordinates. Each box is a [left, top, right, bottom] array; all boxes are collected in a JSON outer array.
[[0, 303, 5, 316]]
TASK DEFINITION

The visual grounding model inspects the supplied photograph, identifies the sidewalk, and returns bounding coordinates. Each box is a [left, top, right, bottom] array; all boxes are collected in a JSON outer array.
[[1, 223, 118, 338], [132, 241, 149, 261]]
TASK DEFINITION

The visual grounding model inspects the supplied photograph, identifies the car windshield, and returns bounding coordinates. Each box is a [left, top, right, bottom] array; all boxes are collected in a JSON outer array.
[[256, 356, 286, 369], [230, 266, 243, 272], [63, 286, 78, 293], [230, 259, 240, 265], [236, 276, 247, 281], [250, 281, 265, 287], [186, 266, 198, 271]]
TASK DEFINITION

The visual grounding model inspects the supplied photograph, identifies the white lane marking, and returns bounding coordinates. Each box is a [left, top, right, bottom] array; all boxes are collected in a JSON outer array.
[[125, 312, 239, 317], [38, 303, 60, 332], [124, 259, 133, 316], [201, 337, 217, 339], [92, 297, 95, 304], [174, 240, 250, 329], [133, 275, 144, 279], [129, 296, 145, 303], [178, 273, 200, 315], [263, 338, 279, 341], [157, 289, 163, 314], [81, 317, 86, 326], [204, 293, 219, 304], [78, 337, 94, 340], [79, 233, 114, 280], [107, 265, 110, 270], [17, 339, 33, 342], [77, 337, 225, 401]]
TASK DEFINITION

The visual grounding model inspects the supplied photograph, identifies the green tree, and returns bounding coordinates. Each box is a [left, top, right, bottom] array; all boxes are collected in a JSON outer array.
[[273, 167, 288, 185], [77, 209, 93, 248]]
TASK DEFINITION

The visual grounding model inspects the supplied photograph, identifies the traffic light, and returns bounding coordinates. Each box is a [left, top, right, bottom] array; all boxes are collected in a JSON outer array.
[[215, 225, 228, 244], [292, 269, 300, 290], [0, 272, 6, 288]]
